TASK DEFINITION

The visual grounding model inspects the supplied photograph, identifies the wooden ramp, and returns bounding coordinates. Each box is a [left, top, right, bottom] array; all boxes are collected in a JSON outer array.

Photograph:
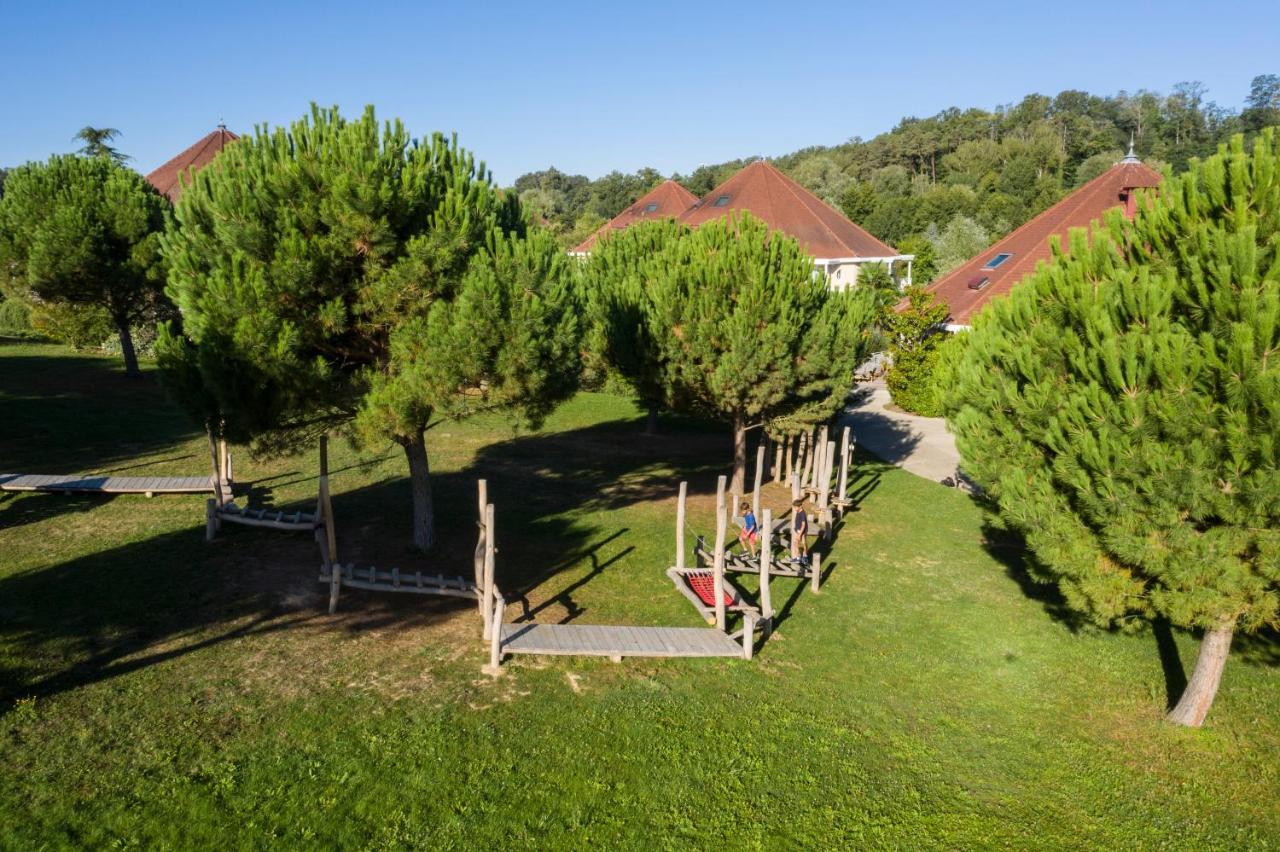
[[0, 473, 213, 495], [499, 623, 746, 659]]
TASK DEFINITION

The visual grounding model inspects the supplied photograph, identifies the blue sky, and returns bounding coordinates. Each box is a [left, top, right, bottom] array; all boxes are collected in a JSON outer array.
[[1, 1, 1276, 183]]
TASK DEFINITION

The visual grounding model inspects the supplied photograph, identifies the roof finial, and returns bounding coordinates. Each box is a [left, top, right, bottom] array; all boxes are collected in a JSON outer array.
[[1121, 133, 1140, 164]]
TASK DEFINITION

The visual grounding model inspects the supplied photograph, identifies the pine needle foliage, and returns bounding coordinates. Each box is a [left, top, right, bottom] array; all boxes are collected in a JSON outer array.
[[948, 130, 1280, 725], [646, 213, 876, 490], [0, 154, 167, 374], [159, 105, 580, 549]]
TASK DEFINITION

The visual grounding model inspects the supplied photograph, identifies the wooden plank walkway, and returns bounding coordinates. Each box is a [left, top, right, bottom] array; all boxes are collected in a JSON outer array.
[[0, 473, 213, 494], [499, 623, 744, 658]]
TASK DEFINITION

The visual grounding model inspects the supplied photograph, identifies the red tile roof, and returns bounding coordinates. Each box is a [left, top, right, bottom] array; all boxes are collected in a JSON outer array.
[[570, 180, 699, 254], [145, 126, 239, 203], [917, 158, 1162, 325], [679, 160, 897, 259]]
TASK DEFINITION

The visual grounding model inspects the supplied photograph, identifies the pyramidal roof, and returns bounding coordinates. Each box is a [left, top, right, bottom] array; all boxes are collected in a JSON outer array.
[[917, 155, 1162, 325], [678, 160, 897, 260], [145, 126, 239, 203], [570, 180, 699, 254]]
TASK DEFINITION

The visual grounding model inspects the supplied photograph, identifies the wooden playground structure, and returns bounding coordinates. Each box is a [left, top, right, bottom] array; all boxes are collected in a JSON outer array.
[[479, 424, 857, 673], [191, 419, 857, 673]]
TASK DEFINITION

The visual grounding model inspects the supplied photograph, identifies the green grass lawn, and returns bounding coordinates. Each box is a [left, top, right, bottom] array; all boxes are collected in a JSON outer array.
[[1, 339, 1277, 848]]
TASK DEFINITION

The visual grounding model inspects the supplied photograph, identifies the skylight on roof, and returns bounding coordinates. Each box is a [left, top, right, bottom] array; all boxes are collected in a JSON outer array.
[[713, 195, 732, 207], [983, 253, 1012, 269], [643, 202, 659, 213], [967, 276, 991, 291]]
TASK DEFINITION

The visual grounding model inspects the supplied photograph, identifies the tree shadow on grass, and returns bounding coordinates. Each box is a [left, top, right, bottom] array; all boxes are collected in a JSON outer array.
[[977, 515, 1087, 632], [0, 413, 744, 708], [0, 491, 118, 534], [0, 345, 202, 474]]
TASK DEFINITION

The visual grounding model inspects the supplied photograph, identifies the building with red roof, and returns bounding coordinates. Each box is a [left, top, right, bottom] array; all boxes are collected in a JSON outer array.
[[570, 179, 698, 255], [917, 147, 1162, 328], [680, 160, 913, 288], [145, 125, 239, 203]]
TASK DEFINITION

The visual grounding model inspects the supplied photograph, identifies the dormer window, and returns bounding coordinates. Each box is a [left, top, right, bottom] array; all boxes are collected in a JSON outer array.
[[713, 195, 732, 207], [982, 253, 1012, 270], [643, 202, 659, 213]]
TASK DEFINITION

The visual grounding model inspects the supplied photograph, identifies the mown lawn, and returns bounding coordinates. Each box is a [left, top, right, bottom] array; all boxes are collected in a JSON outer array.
[[1, 339, 1277, 848]]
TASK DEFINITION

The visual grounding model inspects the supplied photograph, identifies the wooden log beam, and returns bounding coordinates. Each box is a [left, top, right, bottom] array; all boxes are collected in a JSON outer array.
[[482, 503, 497, 641], [675, 481, 687, 572], [475, 479, 488, 624], [713, 475, 727, 631], [752, 444, 765, 519], [760, 508, 773, 639], [838, 426, 851, 510]]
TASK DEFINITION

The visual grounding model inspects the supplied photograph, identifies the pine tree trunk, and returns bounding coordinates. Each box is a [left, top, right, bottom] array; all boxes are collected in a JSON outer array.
[[645, 404, 659, 436], [116, 319, 140, 377], [399, 431, 435, 552], [730, 415, 747, 494], [1165, 621, 1234, 728]]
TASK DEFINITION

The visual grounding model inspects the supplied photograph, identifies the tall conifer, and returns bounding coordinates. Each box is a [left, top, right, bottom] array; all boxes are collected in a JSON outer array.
[[949, 131, 1280, 726]]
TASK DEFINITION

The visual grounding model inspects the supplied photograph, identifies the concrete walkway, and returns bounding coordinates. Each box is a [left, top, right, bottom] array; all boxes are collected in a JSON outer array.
[[839, 380, 961, 484]]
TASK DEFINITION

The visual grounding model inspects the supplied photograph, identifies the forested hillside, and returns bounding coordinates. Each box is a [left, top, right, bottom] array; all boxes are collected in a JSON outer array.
[[515, 76, 1280, 280]]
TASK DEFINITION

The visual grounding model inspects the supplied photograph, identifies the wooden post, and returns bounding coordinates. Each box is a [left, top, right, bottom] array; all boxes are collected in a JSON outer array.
[[838, 426, 851, 507], [475, 479, 488, 620], [713, 475, 727, 630], [485, 594, 505, 674], [752, 444, 765, 519], [320, 471, 340, 614], [810, 552, 821, 593], [675, 481, 687, 572], [207, 431, 226, 507], [773, 435, 785, 484], [797, 431, 811, 489], [742, 612, 756, 660], [820, 439, 835, 531], [223, 445, 233, 487], [783, 434, 793, 484], [482, 503, 496, 641], [205, 498, 217, 542], [790, 471, 800, 501], [760, 508, 773, 638]]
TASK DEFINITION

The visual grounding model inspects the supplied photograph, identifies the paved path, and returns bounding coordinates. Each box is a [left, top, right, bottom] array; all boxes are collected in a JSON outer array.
[[839, 380, 961, 484]]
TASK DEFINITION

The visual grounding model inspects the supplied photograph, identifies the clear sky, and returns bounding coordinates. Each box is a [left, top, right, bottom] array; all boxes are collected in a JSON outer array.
[[2, 1, 1277, 184]]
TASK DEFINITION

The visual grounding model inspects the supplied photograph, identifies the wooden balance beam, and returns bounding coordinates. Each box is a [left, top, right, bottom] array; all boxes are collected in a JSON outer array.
[[318, 467, 480, 615], [205, 438, 321, 541]]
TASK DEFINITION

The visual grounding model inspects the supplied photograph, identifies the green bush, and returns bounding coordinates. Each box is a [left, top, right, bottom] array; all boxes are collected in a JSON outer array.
[[28, 301, 114, 349], [0, 297, 33, 337]]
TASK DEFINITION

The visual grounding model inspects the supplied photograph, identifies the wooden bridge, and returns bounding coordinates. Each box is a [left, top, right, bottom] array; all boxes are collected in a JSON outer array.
[[0, 473, 214, 496], [498, 622, 749, 661]]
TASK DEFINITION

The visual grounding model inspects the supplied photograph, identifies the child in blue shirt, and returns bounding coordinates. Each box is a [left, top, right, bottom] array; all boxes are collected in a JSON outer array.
[[738, 500, 760, 556]]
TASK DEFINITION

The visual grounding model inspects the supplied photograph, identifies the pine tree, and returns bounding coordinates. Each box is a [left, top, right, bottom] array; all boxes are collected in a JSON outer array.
[[159, 105, 580, 550], [948, 130, 1280, 727], [581, 218, 688, 434], [0, 154, 168, 375], [884, 287, 950, 416], [646, 213, 876, 492]]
